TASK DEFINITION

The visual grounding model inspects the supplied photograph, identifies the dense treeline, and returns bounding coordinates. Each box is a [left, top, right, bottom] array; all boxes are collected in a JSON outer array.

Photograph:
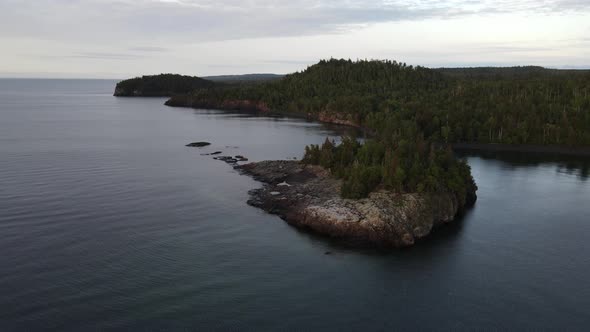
[[114, 74, 215, 97], [436, 66, 590, 80], [302, 136, 475, 202], [203, 74, 284, 83], [165, 59, 590, 198], [177, 59, 590, 146]]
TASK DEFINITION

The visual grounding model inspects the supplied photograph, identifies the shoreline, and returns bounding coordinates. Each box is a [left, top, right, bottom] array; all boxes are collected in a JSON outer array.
[[237, 160, 477, 248], [164, 97, 590, 157], [164, 97, 375, 135]]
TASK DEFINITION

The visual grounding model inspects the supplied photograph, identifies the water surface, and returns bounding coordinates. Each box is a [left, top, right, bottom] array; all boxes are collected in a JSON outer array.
[[1, 79, 589, 331]]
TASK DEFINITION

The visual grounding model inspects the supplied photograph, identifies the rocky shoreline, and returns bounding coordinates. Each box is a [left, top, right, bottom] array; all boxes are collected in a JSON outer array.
[[167, 98, 590, 157], [164, 96, 371, 130], [238, 160, 477, 247]]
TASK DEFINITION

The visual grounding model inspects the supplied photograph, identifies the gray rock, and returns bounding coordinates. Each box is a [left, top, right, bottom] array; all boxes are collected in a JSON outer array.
[[237, 160, 477, 248], [186, 142, 211, 147]]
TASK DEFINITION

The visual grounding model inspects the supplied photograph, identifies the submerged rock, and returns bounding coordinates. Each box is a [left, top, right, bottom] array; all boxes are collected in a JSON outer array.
[[186, 142, 211, 148], [237, 160, 477, 248]]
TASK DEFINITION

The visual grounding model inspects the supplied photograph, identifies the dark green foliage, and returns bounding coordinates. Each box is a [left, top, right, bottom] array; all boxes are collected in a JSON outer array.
[[174, 58, 590, 146], [114, 74, 215, 97], [164, 59, 590, 198], [203, 74, 284, 83], [303, 136, 475, 200]]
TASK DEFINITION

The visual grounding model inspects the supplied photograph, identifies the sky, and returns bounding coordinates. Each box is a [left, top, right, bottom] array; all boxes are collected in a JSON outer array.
[[1, 0, 589, 78]]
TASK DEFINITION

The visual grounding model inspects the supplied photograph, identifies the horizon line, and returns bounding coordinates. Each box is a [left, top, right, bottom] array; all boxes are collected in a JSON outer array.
[[2, 63, 590, 80]]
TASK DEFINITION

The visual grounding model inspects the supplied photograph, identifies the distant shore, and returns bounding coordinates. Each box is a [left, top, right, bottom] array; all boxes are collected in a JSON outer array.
[[166, 97, 590, 157], [113, 84, 590, 158]]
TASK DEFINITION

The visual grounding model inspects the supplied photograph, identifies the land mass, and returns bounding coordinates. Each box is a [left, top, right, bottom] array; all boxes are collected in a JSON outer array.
[[239, 160, 476, 247], [113, 59, 590, 247], [203, 73, 284, 83], [114, 73, 284, 97], [114, 74, 215, 97], [164, 60, 590, 147]]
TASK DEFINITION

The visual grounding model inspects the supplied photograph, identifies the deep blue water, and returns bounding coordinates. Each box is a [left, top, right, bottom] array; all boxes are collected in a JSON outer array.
[[1, 79, 589, 331]]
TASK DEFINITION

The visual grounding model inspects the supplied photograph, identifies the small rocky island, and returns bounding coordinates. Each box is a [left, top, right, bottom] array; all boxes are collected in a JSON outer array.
[[238, 160, 477, 247]]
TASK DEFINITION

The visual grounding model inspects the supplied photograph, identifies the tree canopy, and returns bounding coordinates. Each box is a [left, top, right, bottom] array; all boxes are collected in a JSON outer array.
[[114, 74, 215, 97], [165, 59, 590, 198], [174, 59, 590, 146]]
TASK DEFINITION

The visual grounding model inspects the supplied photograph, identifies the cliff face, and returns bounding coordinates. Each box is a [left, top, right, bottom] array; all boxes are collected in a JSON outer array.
[[239, 160, 477, 247]]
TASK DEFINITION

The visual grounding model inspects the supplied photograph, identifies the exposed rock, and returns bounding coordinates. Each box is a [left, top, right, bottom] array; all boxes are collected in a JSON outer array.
[[214, 156, 244, 164], [317, 110, 360, 127], [235, 155, 249, 161], [212, 155, 249, 163], [201, 151, 223, 156], [237, 160, 477, 248], [186, 142, 211, 148]]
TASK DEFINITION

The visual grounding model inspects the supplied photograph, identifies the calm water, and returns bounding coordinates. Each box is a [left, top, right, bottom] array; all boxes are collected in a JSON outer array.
[[1, 79, 589, 331]]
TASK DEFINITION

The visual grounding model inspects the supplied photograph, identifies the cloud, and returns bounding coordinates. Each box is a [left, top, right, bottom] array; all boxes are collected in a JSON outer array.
[[27, 52, 146, 61], [1, 0, 589, 77], [1, 0, 588, 44], [129, 46, 168, 52]]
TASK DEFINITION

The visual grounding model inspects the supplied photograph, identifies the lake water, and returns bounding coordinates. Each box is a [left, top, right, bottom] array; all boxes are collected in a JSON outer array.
[[1, 79, 589, 331]]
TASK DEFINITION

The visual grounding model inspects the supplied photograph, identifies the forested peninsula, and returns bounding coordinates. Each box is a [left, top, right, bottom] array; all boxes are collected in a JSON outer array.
[[165, 59, 590, 146], [114, 59, 590, 246], [114, 74, 215, 97]]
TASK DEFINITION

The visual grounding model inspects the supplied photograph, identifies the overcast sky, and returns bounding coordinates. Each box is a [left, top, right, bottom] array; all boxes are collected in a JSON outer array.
[[1, 0, 589, 78]]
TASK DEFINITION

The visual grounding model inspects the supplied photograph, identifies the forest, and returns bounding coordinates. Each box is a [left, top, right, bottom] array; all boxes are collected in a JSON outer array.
[[114, 74, 215, 97], [166, 59, 590, 198], [177, 59, 590, 146]]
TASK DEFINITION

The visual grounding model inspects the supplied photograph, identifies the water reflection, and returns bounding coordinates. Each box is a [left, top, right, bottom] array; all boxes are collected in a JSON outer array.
[[456, 150, 590, 181]]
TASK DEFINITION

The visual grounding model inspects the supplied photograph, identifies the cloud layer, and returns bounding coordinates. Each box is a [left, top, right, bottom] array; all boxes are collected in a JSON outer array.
[[0, 0, 589, 77], [1, 0, 588, 43]]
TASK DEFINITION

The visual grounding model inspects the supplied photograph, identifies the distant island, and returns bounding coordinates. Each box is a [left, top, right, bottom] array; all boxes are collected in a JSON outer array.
[[113, 59, 590, 246]]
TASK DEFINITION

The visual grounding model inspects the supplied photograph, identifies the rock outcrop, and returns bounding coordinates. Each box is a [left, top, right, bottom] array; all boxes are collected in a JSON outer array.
[[238, 160, 477, 247], [186, 142, 211, 147], [317, 110, 360, 127]]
